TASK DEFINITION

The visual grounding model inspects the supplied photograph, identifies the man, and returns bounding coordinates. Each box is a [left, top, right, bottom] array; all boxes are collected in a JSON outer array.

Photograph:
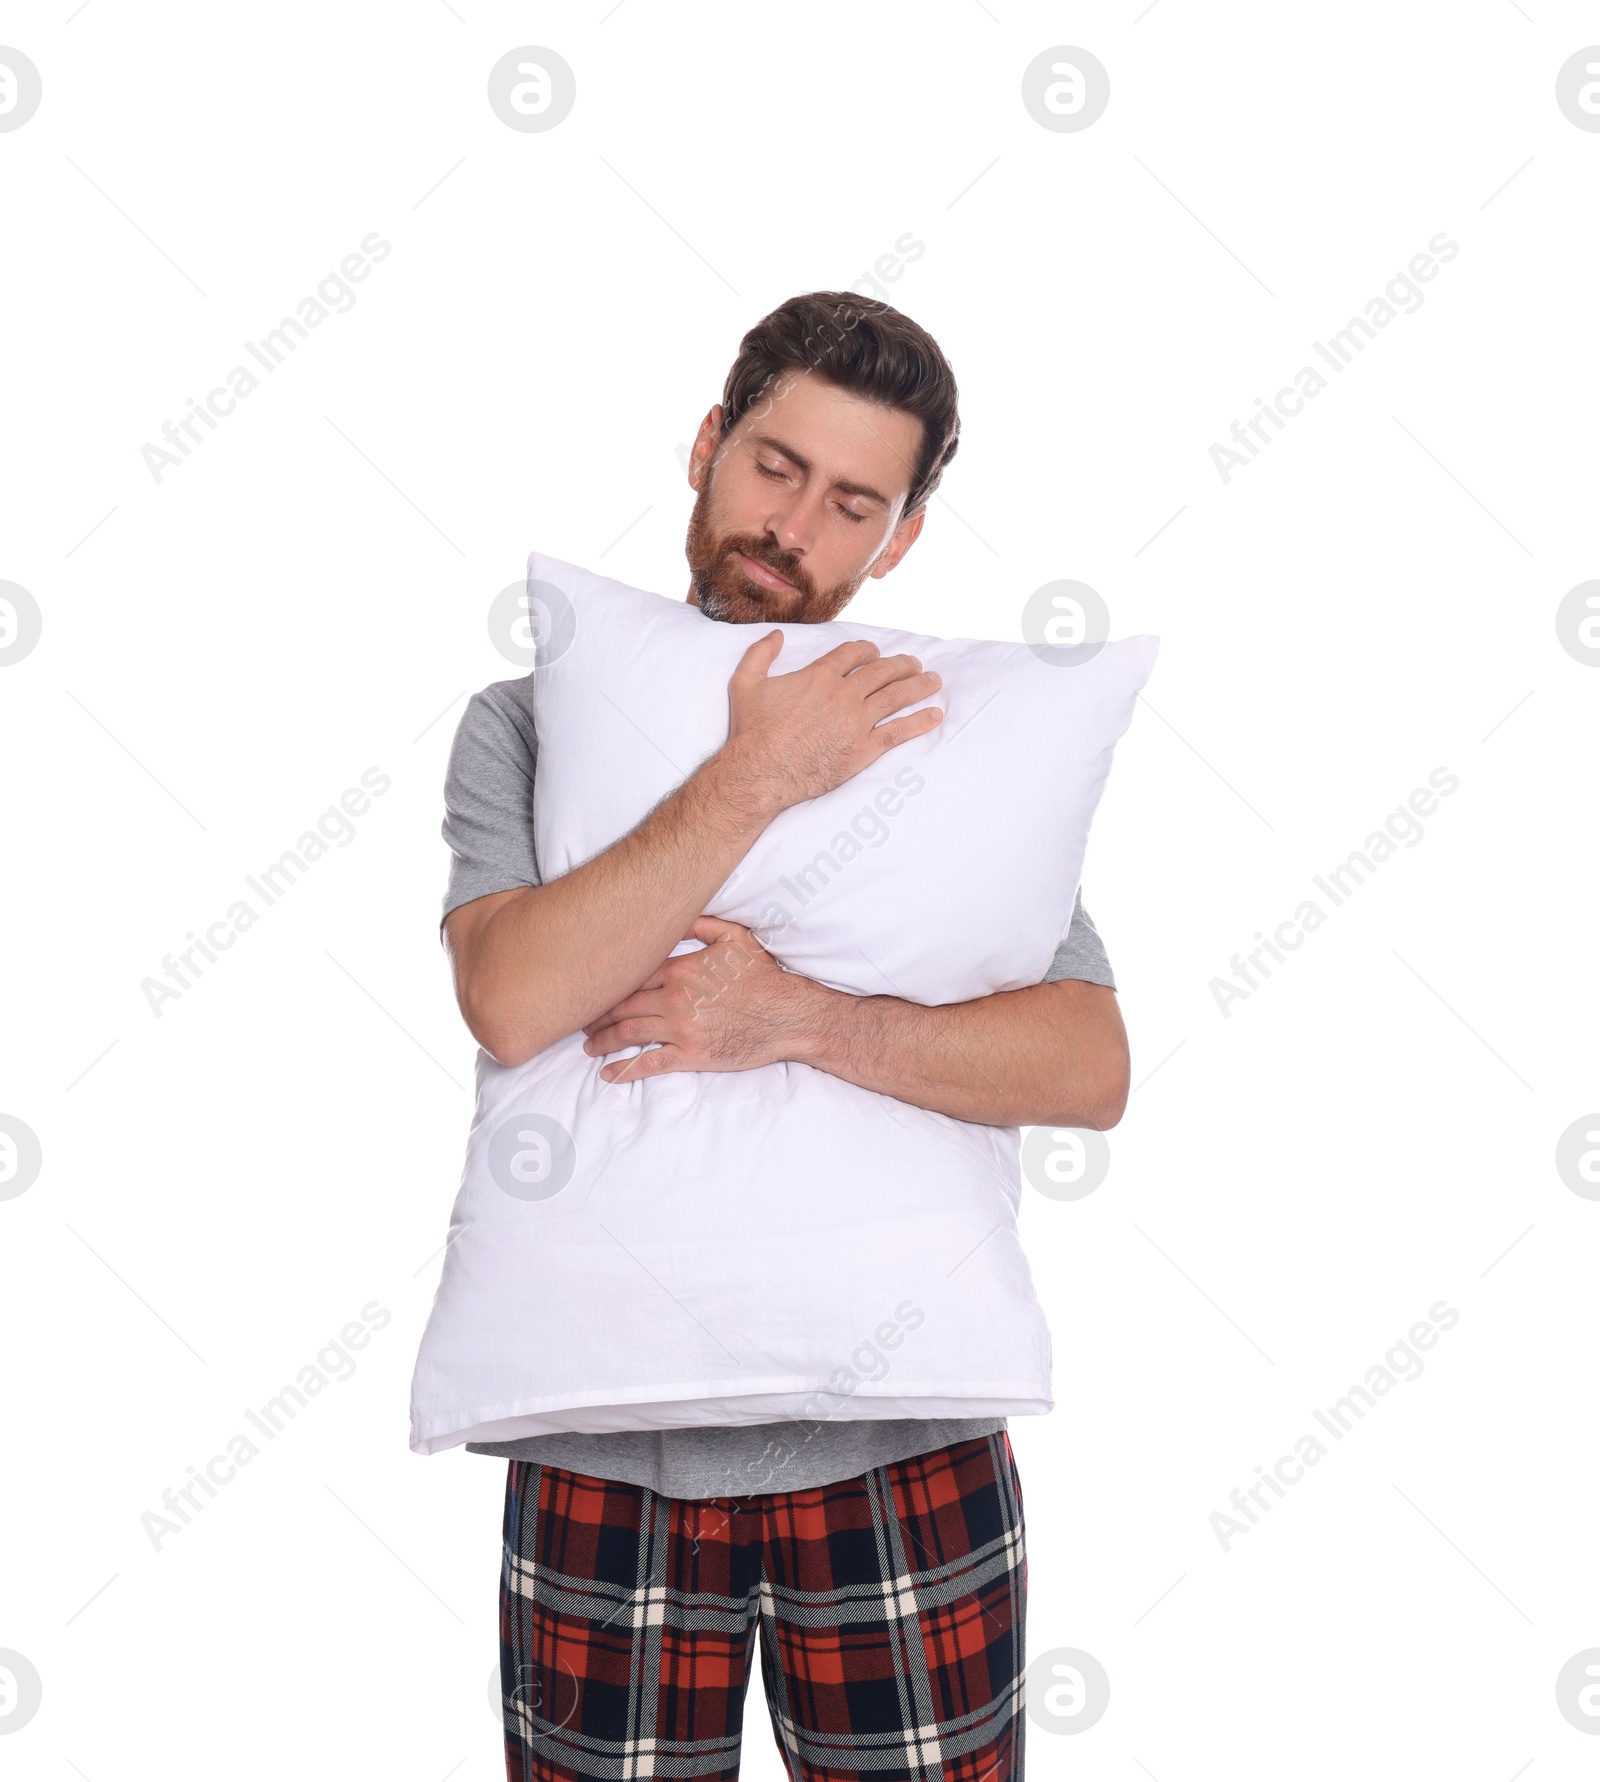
[[441, 293, 1128, 1780]]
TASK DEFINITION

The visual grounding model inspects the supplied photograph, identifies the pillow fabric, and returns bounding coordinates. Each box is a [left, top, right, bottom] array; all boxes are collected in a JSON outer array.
[[409, 552, 1158, 1454]]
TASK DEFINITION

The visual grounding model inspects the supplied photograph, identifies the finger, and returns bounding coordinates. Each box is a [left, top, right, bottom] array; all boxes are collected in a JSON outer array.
[[582, 968, 669, 1033], [601, 1043, 687, 1084], [690, 915, 750, 945], [729, 630, 785, 682], [584, 1016, 670, 1056], [864, 670, 943, 722], [581, 990, 665, 1036], [810, 638, 880, 677], [611, 967, 671, 1005], [844, 653, 926, 697], [871, 704, 945, 750]]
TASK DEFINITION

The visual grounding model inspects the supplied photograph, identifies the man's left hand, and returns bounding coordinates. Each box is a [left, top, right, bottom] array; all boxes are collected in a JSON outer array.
[[582, 913, 1130, 1129], [583, 916, 823, 1083]]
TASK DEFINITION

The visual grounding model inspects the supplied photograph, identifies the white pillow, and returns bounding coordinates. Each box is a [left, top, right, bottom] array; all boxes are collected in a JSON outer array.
[[409, 552, 1158, 1453]]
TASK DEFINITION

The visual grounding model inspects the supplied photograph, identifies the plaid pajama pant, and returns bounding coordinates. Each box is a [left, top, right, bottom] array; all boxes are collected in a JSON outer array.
[[497, 1430, 1027, 1781]]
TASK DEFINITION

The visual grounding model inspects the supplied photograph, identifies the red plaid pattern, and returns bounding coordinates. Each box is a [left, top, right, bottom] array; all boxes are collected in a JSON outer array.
[[497, 1431, 1027, 1780]]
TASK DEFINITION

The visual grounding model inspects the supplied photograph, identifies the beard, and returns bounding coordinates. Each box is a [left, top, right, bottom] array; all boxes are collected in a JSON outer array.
[[683, 476, 873, 624]]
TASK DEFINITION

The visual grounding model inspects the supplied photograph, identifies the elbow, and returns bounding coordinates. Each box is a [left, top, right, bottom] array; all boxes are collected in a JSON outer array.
[[1083, 1017, 1132, 1130], [1036, 1088, 1126, 1133], [462, 1010, 517, 1068], [446, 894, 571, 1068], [479, 1032, 538, 1070], [458, 986, 554, 1070], [1085, 1054, 1132, 1131], [1081, 1080, 1129, 1131], [473, 1023, 554, 1071], [1038, 1050, 1130, 1133]]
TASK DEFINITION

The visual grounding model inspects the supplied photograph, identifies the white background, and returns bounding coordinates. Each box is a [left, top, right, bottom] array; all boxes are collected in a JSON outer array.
[[2, 3, 1597, 1777]]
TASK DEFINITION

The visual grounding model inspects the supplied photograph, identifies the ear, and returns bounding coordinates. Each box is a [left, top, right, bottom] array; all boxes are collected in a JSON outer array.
[[869, 504, 926, 580], [688, 406, 723, 491]]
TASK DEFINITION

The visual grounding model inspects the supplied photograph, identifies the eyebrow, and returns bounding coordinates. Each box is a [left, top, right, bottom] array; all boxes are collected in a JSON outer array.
[[749, 433, 892, 507]]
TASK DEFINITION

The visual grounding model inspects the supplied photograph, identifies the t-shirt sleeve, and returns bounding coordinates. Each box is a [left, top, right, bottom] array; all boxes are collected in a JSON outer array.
[[1041, 887, 1116, 989], [440, 681, 542, 928]]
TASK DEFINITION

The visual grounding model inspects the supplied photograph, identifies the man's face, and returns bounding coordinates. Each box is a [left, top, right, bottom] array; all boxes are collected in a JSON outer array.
[[684, 368, 927, 624]]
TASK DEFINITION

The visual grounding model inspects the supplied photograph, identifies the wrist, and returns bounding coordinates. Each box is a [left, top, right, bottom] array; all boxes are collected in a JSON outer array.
[[696, 740, 789, 831], [782, 974, 856, 1069]]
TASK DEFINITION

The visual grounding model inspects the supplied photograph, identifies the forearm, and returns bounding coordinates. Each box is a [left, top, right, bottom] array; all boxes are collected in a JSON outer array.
[[454, 633, 947, 1067], [788, 978, 1129, 1129], [458, 752, 774, 1063]]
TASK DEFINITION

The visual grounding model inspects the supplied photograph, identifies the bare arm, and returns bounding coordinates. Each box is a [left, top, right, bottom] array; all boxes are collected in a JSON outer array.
[[790, 976, 1129, 1129], [445, 634, 942, 1065], [583, 916, 1131, 1129], [444, 767, 773, 1067]]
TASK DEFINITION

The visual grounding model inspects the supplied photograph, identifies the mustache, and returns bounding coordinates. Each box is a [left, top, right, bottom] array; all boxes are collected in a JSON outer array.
[[720, 535, 813, 596]]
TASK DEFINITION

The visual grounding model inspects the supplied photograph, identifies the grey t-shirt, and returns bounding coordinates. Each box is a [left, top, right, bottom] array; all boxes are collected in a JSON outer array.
[[441, 675, 1116, 1499]]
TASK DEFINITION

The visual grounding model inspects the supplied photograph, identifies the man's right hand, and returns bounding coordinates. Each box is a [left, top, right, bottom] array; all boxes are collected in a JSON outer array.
[[712, 632, 943, 817], [447, 635, 942, 1067]]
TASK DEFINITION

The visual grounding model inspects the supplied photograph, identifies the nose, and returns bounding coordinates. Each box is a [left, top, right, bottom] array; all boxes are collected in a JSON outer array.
[[761, 492, 815, 560]]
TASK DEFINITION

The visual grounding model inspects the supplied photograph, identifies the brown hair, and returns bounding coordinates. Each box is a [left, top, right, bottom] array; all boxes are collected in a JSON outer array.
[[719, 291, 960, 516]]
